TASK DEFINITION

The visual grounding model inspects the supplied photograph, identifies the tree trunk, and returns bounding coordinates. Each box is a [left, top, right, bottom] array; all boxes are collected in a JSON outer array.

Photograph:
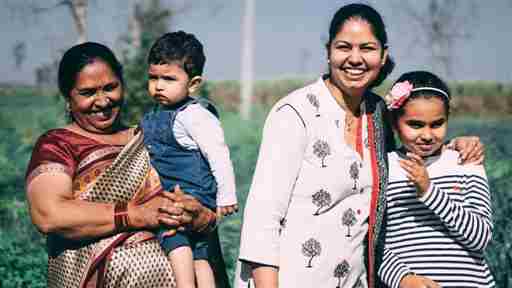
[[68, 0, 88, 44], [307, 256, 314, 268], [128, 0, 143, 49]]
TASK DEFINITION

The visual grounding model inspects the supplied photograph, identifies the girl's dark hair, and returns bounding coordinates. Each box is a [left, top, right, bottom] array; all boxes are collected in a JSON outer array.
[[326, 3, 395, 87], [147, 31, 206, 78], [58, 42, 124, 99], [390, 70, 451, 125]]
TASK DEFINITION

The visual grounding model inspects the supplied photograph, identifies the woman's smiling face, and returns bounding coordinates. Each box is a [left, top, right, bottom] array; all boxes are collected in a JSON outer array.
[[328, 18, 387, 96], [68, 59, 124, 134]]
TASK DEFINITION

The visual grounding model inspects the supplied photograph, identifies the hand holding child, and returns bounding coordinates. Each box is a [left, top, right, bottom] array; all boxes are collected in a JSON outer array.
[[399, 153, 430, 198]]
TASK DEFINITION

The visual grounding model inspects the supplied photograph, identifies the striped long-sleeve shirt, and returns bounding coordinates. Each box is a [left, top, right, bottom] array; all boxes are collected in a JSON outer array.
[[378, 150, 495, 288]]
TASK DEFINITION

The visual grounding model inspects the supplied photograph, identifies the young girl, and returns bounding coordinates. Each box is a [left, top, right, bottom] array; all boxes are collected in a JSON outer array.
[[378, 71, 495, 288]]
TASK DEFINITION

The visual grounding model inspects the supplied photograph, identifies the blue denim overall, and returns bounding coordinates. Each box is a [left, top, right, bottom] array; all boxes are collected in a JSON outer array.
[[140, 97, 218, 259]]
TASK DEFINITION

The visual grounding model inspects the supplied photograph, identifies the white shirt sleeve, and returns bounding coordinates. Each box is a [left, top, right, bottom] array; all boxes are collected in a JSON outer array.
[[238, 104, 307, 266], [174, 104, 237, 206]]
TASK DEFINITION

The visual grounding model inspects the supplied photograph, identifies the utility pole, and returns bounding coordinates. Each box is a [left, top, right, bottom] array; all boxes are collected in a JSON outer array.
[[240, 0, 254, 120]]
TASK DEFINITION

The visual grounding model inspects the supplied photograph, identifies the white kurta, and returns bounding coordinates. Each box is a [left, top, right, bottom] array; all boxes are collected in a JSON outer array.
[[237, 78, 375, 288]]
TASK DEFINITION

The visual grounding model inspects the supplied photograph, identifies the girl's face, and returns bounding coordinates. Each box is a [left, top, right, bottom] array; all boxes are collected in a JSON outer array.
[[328, 18, 387, 96], [395, 97, 448, 157], [69, 59, 124, 134]]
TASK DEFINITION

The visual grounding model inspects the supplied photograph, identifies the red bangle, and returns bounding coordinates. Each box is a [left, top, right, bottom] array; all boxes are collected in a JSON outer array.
[[114, 202, 129, 231]]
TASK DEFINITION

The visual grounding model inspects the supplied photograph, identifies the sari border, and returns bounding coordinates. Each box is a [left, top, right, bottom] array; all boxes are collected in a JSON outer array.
[[26, 163, 72, 186], [77, 146, 123, 171]]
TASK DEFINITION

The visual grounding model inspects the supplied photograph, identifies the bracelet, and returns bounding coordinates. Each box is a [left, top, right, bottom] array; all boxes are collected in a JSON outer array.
[[114, 202, 129, 231]]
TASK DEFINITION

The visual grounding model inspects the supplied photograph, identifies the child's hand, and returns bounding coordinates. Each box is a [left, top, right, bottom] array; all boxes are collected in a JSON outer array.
[[399, 153, 430, 198], [216, 204, 239, 219]]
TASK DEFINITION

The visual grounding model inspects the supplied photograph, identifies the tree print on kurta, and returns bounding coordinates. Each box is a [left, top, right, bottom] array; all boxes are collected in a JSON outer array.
[[278, 217, 287, 234], [342, 208, 357, 237], [302, 238, 321, 268], [313, 140, 331, 168], [333, 260, 351, 288], [364, 136, 369, 149], [349, 161, 360, 193], [307, 93, 320, 117], [312, 188, 332, 215]]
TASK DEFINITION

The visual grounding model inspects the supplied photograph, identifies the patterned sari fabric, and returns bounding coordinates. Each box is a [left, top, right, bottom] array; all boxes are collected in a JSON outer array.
[[26, 129, 176, 288]]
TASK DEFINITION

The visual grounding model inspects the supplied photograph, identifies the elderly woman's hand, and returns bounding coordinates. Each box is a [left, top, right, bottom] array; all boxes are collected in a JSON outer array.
[[127, 185, 215, 233], [161, 185, 217, 233], [127, 189, 183, 231]]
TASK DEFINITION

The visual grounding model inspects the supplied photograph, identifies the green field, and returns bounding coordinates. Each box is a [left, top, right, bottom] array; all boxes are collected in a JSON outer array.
[[0, 83, 511, 287]]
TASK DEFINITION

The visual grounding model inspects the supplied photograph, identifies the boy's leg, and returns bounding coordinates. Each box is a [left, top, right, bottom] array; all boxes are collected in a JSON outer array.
[[194, 259, 216, 288], [160, 231, 196, 288], [169, 246, 196, 288]]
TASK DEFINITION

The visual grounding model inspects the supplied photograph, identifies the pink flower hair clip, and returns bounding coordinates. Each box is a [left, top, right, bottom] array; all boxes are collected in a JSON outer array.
[[385, 80, 414, 110]]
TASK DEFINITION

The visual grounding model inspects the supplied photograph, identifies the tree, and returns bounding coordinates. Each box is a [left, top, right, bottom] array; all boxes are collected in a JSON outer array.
[[393, 0, 478, 77], [12, 41, 26, 70], [349, 161, 360, 193], [313, 140, 331, 168], [333, 260, 350, 288], [307, 93, 320, 117], [301, 238, 321, 268], [342, 208, 357, 237], [312, 189, 331, 215]]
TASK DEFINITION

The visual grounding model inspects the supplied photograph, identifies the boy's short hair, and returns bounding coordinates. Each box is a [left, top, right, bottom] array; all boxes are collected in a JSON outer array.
[[147, 31, 206, 78]]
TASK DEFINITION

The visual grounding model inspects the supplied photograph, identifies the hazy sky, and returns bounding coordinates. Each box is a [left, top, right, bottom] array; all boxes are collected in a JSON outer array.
[[1, 0, 511, 85]]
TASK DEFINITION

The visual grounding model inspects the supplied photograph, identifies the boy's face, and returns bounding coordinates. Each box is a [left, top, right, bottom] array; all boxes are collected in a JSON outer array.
[[148, 63, 200, 106]]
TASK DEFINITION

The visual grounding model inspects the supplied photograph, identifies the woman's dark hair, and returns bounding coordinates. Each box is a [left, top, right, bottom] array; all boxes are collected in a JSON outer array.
[[326, 3, 395, 87], [147, 31, 206, 78], [58, 42, 124, 99], [390, 70, 451, 125]]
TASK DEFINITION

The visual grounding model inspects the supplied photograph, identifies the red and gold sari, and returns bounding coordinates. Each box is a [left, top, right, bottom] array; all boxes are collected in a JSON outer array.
[[26, 128, 176, 288]]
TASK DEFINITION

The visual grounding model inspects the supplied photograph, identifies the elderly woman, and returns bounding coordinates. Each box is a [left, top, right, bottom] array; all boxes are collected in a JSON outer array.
[[237, 3, 482, 288], [25, 42, 225, 287]]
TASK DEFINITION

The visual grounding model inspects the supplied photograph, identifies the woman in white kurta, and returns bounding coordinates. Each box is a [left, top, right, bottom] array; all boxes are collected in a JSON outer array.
[[238, 77, 385, 287], [237, 4, 395, 288]]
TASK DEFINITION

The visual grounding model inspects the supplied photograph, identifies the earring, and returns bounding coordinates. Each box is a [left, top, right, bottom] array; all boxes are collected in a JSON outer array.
[[65, 102, 73, 122]]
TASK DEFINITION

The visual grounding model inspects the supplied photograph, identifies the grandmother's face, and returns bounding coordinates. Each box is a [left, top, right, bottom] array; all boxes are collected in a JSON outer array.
[[328, 18, 387, 96], [68, 59, 123, 134]]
